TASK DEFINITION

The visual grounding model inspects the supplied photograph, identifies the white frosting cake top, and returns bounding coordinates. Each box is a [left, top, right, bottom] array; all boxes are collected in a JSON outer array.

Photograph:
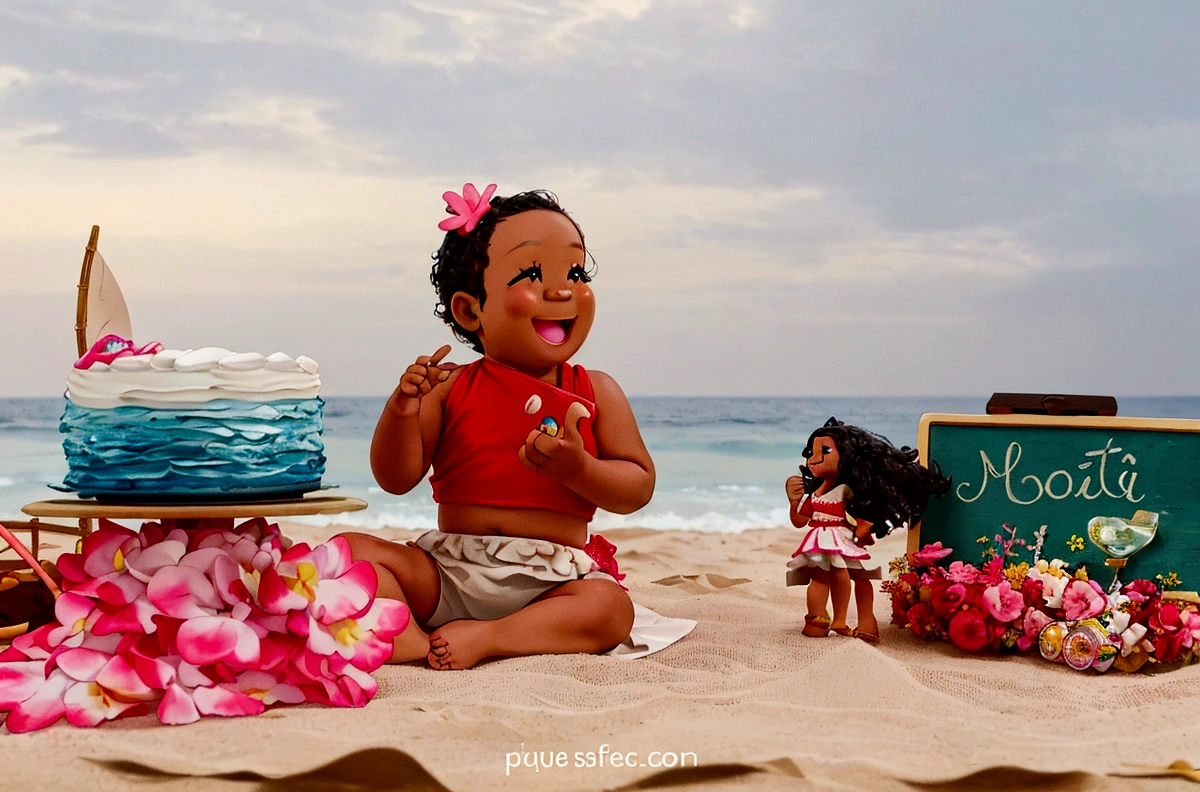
[[68, 341, 321, 409]]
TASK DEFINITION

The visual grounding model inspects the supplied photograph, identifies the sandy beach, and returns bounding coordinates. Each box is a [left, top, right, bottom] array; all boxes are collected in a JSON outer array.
[[1, 522, 1197, 791]]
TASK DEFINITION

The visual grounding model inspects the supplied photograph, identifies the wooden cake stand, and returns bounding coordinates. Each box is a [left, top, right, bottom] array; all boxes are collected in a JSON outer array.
[[22, 494, 367, 535]]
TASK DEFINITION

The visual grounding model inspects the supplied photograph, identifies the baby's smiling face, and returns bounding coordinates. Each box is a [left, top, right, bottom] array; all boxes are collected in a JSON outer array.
[[453, 209, 595, 374]]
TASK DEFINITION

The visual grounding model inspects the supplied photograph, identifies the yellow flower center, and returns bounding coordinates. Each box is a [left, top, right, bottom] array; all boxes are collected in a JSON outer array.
[[330, 618, 363, 647], [284, 562, 320, 601], [113, 548, 125, 571]]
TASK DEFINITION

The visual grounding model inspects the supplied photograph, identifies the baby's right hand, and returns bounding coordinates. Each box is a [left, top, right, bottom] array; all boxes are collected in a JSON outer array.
[[394, 344, 457, 416]]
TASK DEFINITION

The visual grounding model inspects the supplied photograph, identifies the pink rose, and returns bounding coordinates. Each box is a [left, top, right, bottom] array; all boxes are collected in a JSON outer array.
[[1179, 607, 1200, 650], [946, 561, 979, 585], [982, 581, 1024, 623], [1017, 607, 1052, 652], [912, 542, 953, 565], [1062, 578, 1107, 621], [979, 557, 1005, 586]]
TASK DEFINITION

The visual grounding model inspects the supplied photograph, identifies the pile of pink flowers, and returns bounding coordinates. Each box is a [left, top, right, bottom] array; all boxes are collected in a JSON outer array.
[[885, 531, 1200, 671], [0, 518, 409, 732]]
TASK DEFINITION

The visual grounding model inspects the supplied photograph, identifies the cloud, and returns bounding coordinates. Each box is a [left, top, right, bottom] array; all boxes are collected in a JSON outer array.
[[1060, 119, 1200, 196], [0, 2, 1197, 396], [0, 63, 31, 93]]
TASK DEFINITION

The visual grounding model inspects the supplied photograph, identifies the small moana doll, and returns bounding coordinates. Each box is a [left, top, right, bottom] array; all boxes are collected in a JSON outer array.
[[785, 417, 949, 642]]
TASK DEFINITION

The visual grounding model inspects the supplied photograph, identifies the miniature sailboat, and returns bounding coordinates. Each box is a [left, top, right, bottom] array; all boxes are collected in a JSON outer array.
[[75, 225, 132, 357]]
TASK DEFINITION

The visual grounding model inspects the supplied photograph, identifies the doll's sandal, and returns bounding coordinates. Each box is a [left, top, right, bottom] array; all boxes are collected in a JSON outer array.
[[831, 625, 855, 637], [855, 630, 880, 645], [802, 615, 832, 638]]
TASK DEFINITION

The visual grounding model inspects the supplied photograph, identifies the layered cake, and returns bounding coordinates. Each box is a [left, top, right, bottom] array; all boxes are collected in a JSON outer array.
[[60, 335, 325, 500]]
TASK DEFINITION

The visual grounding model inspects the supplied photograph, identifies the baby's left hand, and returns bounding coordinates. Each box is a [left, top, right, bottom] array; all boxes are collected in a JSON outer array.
[[519, 402, 591, 481]]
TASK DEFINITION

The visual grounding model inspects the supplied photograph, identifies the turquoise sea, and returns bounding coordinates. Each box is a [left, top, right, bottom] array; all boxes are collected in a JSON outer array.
[[3, 396, 1199, 533]]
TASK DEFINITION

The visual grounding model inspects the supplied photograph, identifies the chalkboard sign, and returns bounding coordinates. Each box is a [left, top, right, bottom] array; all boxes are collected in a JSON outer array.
[[912, 414, 1200, 591]]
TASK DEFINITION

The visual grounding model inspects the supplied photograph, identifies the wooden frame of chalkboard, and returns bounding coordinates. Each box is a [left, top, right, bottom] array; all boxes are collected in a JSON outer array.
[[912, 413, 1200, 592]]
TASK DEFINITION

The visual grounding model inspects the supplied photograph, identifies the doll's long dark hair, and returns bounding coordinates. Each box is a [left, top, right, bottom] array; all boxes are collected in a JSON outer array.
[[801, 417, 950, 538]]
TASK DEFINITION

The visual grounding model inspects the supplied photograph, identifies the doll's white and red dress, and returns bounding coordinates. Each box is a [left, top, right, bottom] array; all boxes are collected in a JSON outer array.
[[785, 484, 870, 586]]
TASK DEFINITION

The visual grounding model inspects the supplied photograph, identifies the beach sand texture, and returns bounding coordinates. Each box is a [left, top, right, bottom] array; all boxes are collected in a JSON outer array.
[[2, 523, 1198, 791]]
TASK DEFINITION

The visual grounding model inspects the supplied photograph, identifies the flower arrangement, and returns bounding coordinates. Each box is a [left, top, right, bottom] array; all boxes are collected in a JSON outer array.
[[885, 525, 1200, 673], [0, 518, 409, 732]]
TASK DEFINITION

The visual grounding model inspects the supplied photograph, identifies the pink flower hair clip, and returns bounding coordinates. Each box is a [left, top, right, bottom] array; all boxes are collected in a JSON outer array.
[[438, 182, 497, 235]]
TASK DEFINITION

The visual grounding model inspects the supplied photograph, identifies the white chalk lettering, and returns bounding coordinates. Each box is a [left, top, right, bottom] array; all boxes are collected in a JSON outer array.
[[956, 438, 1143, 507]]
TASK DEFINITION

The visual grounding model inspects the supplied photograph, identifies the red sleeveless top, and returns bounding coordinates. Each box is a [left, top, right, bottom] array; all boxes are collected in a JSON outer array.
[[429, 358, 599, 520]]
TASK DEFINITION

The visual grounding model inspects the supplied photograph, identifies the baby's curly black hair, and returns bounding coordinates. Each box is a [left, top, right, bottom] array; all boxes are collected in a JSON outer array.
[[801, 417, 951, 538], [429, 189, 587, 353]]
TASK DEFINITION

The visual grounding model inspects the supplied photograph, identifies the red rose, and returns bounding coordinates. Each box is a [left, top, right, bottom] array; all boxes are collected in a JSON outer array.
[[1122, 578, 1158, 603], [906, 603, 936, 639], [930, 579, 967, 618], [1152, 629, 1186, 663], [984, 617, 1009, 648], [1020, 577, 1044, 607], [1150, 603, 1186, 662], [948, 608, 990, 651]]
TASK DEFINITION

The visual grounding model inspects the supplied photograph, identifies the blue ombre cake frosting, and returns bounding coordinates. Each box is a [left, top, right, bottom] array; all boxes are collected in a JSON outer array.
[[61, 337, 325, 500]]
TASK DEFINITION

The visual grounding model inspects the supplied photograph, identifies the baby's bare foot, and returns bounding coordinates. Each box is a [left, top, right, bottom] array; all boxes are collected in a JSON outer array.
[[389, 620, 432, 664], [427, 620, 498, 670]]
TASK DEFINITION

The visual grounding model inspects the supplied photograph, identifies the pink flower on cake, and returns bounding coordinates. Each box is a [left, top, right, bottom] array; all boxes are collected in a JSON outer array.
[[438, 183, 497, 235], [911, 542, 953, 565], [1062, 579, 1107, 621], [982, 581, 1024, 623], [74, 334, 164, 370]]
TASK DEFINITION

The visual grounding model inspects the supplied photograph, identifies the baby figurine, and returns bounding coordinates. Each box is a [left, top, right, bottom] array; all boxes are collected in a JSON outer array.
[[339, 185, 694, 669]]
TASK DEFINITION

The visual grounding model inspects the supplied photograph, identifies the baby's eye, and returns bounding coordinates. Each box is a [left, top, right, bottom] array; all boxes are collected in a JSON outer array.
[[567, 264, 592, 283], [508, 265, 542, 286], [822, 445, 832, 455]]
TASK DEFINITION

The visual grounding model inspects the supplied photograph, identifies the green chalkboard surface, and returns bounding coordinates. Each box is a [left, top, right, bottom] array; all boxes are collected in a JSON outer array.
[[913, 414, 1200, 590]]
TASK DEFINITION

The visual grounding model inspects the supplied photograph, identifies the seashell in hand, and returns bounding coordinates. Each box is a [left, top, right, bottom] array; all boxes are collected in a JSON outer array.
[[525, 394, 542, 414]]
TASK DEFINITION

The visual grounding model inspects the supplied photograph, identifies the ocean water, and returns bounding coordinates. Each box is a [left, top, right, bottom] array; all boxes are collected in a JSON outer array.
[[3, 396, 1199, 533]]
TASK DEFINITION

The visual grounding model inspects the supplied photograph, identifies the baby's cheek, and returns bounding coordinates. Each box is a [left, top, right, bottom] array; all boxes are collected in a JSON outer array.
[[502, 288, 540, 317], [575, 286, 597, 315]]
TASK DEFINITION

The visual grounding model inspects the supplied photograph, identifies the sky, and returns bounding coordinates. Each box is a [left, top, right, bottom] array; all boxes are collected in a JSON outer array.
[[1, 1, 1197, 398]]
